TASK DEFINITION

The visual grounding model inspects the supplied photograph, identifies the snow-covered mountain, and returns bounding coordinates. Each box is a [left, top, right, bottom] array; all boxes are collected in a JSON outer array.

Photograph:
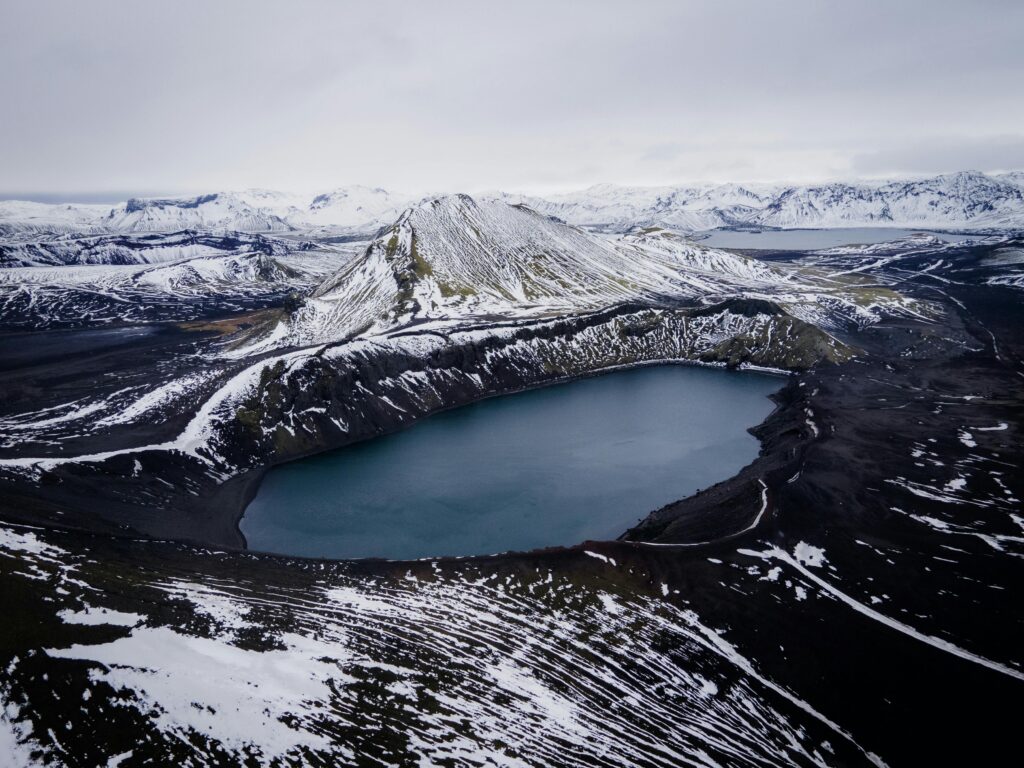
[[103, 194, 293, 233], [233, 194, 918, 356], [242, 195, 790, 349], [759, 171, 1024, 229], [300, 186, 418, 233], [0, 188, 418, 238], [492, 183, 770, 232], [0, 200, 112, 235], [995, 170, 1024, 190], [2, 171, 1022, 237], [229, 187, 418, 233], [497, 171, 1024, 232]]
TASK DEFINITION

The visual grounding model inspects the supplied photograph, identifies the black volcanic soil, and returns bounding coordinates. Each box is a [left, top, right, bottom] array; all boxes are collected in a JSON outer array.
[[0, 242, 1021, 765], [0, 298, 843, 549], [0, 323, 222, 413]]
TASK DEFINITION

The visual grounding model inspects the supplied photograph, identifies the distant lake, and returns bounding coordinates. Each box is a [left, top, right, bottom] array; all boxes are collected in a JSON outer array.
[[241, 365, 784, 560], [693, 227, 976, 250]]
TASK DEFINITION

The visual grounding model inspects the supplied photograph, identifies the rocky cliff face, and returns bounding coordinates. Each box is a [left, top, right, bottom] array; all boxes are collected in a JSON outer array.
[[0, 299, 850, 545], [224, 300, 850, 471]]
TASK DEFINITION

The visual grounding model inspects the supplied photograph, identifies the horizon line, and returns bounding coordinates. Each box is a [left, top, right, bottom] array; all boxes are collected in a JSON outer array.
[[2, 168, 1023, 206]]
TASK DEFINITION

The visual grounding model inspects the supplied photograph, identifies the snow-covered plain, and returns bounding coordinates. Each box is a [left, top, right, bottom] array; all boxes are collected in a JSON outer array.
[[0, 524, 886, 767]]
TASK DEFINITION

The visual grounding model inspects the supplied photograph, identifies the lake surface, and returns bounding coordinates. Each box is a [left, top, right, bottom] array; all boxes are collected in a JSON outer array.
[[693, 227, 975, 250], [241, 365, 784, 560]]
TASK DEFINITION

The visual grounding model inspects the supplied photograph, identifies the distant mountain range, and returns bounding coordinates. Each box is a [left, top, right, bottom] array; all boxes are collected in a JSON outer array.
[[496, 171, 1024, 232], [1, 171, 1023, 237], [0, 186, 414, 237]]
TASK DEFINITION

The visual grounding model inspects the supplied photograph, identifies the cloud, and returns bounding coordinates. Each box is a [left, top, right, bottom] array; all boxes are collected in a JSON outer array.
[[0, 0, 1022, 194], [852, 136, 1024, 177]]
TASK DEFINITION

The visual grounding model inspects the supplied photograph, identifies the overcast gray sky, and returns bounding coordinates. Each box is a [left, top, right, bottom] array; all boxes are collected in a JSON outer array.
[[1, 0, 1022, 197]]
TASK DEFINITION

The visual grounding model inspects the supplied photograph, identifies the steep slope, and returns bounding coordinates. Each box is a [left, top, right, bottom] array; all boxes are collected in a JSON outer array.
[[247, 195, 794, 350], [2, 253, 1021, 768]]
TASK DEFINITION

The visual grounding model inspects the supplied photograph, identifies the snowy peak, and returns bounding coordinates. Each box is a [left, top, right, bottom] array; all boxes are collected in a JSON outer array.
[[309, 193, 639, 332], [105, 193, 293, 233], [256, 194, 797, 350]]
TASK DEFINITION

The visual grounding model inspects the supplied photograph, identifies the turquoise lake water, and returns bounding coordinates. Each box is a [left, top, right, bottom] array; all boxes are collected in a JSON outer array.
[[241, 365, 784, 560]]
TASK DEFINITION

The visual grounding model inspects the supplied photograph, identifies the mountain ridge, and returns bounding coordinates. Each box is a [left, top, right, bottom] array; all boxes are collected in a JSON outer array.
[[229, 194, 922, 359], [2, 171, 1023, 236], [239, 194, 800, 351]]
